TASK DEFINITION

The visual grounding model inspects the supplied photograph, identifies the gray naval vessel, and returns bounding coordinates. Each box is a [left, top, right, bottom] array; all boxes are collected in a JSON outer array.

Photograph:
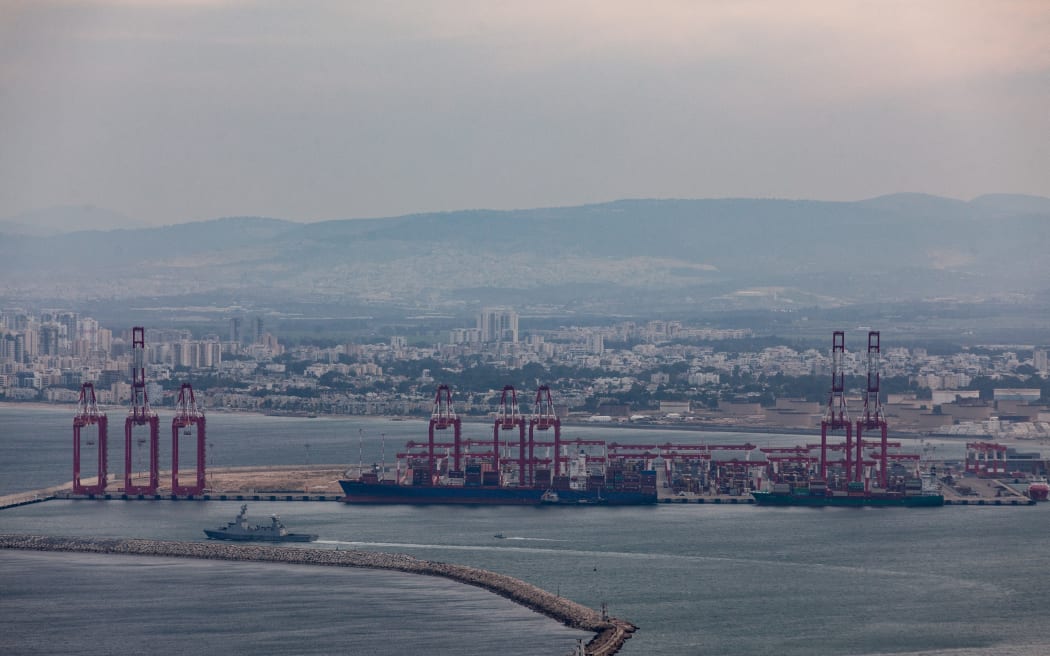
[[204, 504, 318, 542]]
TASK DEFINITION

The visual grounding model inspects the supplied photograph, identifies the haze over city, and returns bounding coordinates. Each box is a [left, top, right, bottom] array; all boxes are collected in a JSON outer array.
[[4, 5, 1050, 656], [2, 0, 1048, 228]]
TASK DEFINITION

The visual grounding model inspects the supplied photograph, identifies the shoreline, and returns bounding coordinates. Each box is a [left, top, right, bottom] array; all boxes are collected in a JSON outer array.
[[0, 534, 635, 656], [0, 398, 938, 439]]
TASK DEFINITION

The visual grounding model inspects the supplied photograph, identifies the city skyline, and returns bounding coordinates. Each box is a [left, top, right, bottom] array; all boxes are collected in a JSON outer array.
[[2, 305, 1047, 442], [2, 1, 1048, 228]]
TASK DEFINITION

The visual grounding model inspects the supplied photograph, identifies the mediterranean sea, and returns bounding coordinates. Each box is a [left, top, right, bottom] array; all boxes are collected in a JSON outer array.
[[2, 403, 1049, 655]]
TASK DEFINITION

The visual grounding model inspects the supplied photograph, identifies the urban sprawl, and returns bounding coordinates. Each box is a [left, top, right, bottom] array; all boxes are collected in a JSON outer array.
[[2, 308, 1048, 441]]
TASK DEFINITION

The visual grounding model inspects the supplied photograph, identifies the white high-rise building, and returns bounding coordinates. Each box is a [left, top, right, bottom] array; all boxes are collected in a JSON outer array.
[[477, 308, 518, 343], [1035, 348, 1048, 374]]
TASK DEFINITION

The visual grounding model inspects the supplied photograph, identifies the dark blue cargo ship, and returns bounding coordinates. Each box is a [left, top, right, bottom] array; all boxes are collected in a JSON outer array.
[[338, 468, 658, 506], [338, 479, 656, 505]]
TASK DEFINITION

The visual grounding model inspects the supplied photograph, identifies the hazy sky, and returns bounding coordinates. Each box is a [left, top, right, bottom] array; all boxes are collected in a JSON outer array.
[[1, 0, 1048, 226]]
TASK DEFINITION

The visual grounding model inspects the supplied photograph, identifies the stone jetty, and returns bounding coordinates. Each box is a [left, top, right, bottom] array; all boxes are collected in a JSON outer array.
[[0, 534, 635, 655]]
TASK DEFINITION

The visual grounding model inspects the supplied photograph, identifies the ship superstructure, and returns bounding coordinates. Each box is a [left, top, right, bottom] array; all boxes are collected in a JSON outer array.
[[204, 504, 318, 542]]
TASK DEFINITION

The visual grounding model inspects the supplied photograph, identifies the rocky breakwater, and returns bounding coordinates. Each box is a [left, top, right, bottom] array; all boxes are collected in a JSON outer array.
[[0, 534, 635, 655]]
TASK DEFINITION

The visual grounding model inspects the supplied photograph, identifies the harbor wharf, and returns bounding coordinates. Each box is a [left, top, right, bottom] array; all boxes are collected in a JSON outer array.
[[1, 462, 1037, 509], [940, 475, 1035, 505], [0, 534, 636, 656]]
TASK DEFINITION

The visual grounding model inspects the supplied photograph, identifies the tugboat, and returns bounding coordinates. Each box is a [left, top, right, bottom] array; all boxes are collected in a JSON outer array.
[[1027, 478, 1049, 501], [204, 504, 318, 542]]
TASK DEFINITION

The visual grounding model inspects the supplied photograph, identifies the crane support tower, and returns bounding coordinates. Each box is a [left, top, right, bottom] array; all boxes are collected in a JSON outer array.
[[428, 384, 461, 484], [856, 331, 890, 488], [528, 385, 562, 482], [171, 383, 206, 496], [819, 331, 854, 482], [965, 441, 1008, 477], [495, 385, 527, 487], [124, 327, 160, 495], [73, 383, 108, 495]]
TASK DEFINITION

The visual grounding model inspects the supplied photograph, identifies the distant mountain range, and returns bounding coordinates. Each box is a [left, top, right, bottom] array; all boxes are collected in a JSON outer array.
[[0, 205, 146, 236], [1, 194, 1047, 313]]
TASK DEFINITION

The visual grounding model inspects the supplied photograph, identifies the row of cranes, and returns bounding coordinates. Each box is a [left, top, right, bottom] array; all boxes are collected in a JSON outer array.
[[71, 328, 924, 498], [395, 332, 922, 495], [393, 384, 766, 493], [777, 330, 923, 493], [72, 326, 206, 496], [394, 373, 925, 496], [406, 384, 577, 489]]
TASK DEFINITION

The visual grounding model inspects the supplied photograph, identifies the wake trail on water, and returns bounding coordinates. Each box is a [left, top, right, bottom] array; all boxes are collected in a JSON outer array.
[[502, 537, 569, 542]]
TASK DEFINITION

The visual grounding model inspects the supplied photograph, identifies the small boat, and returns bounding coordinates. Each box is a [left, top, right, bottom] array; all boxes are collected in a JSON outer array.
[[493, 533, 506, 539], [539, 489, 608, 505], [204, 504, 318, 542]]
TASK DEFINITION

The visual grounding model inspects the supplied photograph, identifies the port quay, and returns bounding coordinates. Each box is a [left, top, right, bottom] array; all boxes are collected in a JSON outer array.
[[37, 370, 1044, 508], [0, 459, 1036, 511]]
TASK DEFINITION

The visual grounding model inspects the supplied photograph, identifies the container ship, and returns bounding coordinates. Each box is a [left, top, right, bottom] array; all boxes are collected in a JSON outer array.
[[338, 475, 656, 506], [339, 385, 658, 506], [752, 480, 944, 507]]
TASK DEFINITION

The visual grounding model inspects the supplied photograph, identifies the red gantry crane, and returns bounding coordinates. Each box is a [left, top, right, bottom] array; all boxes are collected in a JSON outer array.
[[73, 382, 108, 495], [856, 331, 891, 488], [965, 441, 1008, 477], [819, 331, 853, 483], [427, 384, 460, 485], [495, 385, 527, 487], [124, 327, 160, 495], [171, 383, 206, 496], [528, 385, 562, 485]]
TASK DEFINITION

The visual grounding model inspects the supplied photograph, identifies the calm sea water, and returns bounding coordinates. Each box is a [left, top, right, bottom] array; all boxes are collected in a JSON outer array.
[[2, 403, 1048, 655]]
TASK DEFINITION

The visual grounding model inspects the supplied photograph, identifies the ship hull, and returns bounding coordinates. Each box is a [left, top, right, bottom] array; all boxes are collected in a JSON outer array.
[[338, 480, 656, 506], [203, 530, 318, 542], [751, 491, 944, 507]]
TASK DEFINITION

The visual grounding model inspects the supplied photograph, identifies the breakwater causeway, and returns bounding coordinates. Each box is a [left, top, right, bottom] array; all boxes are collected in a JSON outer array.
[[0, 534, 635, 655]]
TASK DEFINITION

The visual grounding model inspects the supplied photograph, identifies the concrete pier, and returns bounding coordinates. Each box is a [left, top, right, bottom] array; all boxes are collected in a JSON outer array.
[[0, 485, 65, 510], [940, 475, 1035, 505], [5, 462, 1037, 509], [0, 534, 635, 656]]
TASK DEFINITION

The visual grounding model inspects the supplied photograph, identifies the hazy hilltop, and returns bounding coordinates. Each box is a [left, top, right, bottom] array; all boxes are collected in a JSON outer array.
[[1, 194, 1047, 313], [0, 205, 147, 236]]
